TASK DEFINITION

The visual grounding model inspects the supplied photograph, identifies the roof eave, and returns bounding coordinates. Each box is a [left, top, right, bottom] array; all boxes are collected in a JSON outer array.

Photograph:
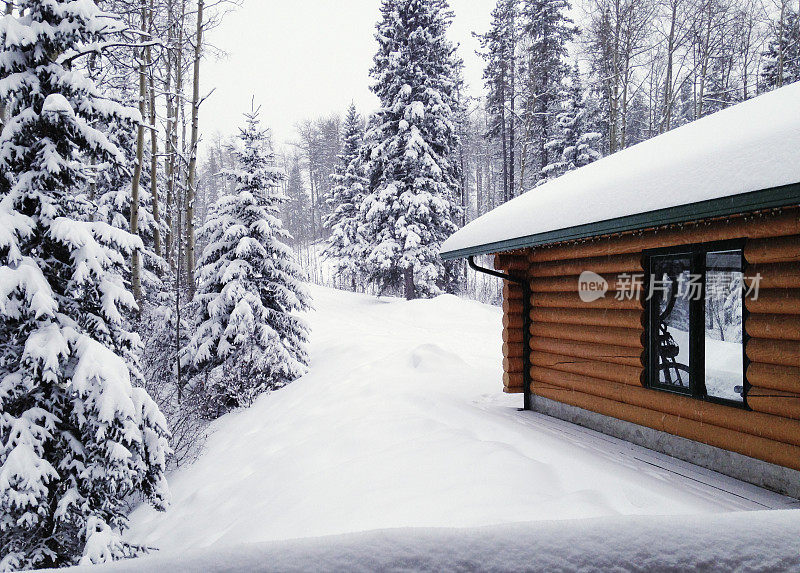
[[440, 182, 800, 261]]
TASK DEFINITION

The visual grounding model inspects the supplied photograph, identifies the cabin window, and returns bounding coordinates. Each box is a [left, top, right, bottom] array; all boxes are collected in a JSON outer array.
[[645, 242, 746, 407]]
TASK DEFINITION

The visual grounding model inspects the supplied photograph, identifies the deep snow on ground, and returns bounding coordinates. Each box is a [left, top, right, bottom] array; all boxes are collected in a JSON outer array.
[[121, 285, 796, 564], [76, 512, 800, 572]]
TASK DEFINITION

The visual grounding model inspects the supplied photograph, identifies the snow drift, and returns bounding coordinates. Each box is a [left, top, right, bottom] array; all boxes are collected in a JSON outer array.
[[72, 511, 800, 572], [83, 285, 798, 569]]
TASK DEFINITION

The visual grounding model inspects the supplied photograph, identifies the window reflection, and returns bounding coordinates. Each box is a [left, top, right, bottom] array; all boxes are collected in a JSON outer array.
[[651, 255, 692, 391], [705, 250, 744, 402]]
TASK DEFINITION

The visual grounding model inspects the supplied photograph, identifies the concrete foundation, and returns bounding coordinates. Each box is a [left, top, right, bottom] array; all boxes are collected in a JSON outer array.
[[530, 394, 800, 499]]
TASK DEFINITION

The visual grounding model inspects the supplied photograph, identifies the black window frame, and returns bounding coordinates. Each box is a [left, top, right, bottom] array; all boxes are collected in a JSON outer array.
[[643, 238, 750, 410]]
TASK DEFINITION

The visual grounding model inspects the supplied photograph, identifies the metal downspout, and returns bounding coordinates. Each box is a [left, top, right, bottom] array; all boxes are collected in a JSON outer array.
[[468, 256, 532, 411]]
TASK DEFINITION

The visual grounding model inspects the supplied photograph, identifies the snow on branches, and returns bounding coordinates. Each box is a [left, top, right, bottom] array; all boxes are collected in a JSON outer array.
[[360, 0, 463, 299], [0, 1, 169, 569], [322, 103, 367, 289], [184, 108, 311, 417]]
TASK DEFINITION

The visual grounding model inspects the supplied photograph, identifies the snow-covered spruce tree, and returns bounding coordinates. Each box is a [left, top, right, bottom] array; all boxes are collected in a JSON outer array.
[[541, 64, 601, 181], [361, 0, 463, 300], [322, 103, 367, 290], [184, 109, 310, 417], [476, 0, 520, 203], [761, 8, 800, 90], [283, 153, 313, 251], [519, 0, 577, 184], [0, 2, 170, 569]]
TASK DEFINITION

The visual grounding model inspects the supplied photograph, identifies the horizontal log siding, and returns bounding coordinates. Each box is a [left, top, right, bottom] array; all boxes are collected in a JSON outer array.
[[492, 209, 800, 472], [530, 337, 644, 367], [533, 385, 800, 471], [530, 351, 644, 386], [746, 363, 800, 394], [496, 253, 529, 394], [530, 307, 644, 329], [530, 366, 800, 446]]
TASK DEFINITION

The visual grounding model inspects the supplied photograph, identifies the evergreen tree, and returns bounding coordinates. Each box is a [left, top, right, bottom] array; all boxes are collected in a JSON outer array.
[[322, 103, 367, 289], [703, 48, 741, 116], [283, 154, 313, 250], [677, 79, 696, 126], [476, 0, 519, 202], [0, 2, 170, 568], [184, 109, 310, 417], [361, 0, 463, 300], [761, 8, 800, 90], [542, 64, 601, 180], [624, 92, 652, 145], [519, 0, 578, 184]]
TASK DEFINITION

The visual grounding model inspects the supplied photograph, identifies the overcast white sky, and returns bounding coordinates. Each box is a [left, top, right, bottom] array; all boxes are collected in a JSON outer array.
[[202, 0, 496, 153]]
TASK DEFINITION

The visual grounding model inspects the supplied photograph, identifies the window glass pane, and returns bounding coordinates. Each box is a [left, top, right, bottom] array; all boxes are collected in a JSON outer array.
[[651, 255, 692, 391], [705, 250, 744, 402]]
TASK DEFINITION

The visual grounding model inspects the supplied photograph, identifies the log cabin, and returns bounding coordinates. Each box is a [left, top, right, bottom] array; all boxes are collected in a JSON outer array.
[[441, 82, 800, 498]]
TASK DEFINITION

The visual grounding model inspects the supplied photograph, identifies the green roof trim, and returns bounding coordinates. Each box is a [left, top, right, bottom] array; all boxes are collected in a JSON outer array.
[[440, 182, 800, 260]]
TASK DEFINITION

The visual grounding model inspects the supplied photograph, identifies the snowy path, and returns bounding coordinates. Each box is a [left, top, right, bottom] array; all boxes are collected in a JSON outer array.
[[125, 285, 795, 555]]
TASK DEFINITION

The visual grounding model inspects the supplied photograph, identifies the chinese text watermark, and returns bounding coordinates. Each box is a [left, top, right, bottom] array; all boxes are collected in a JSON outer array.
[[577, 272, 762, 303]]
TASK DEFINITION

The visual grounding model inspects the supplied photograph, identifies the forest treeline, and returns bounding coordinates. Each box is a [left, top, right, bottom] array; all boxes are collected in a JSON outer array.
[[195, 0, 798, 300]]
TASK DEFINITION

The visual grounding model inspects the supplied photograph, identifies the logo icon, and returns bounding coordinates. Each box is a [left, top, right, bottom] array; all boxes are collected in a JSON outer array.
[[578, 271, 608, 303]]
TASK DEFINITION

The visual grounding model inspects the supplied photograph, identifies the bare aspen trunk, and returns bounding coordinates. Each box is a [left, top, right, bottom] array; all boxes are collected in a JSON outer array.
[[620, 55, 629, 148], [661, 0, 678, 132], [163, 0, 177, 268], [164, 66, 174, 265], [484, 114, 494, 210], [539, 69, 549, 173], [607, 4, 618, 153], [130, 2, 148, 309], [185, 0, 203, 294], [697, 5, 712, 118], [518, 55, 533, 192], [777, 0, 786, 87], [456, 90, 467, 226], [309, 171, 317, 242], [475, 122, 483, 216], [518, 111, 531, 193], [499, 80, 508, 203], [172, 0, 186, 272], [508, 6, 516, 198], [147, 0, 162, 260]]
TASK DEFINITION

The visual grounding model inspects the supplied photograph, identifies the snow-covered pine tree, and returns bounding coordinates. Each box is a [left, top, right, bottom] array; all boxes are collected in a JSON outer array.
[[0, 2, 170, 569], [761, 8, 800, 90], [519, 0, 577, 186], [541, 64, 601, 180], [361, 0, 463, 300], [476, 0, 520, 203], [184, 108, 310, 417], [322, 103, 367, 290], [283, 153, 312, 251], [702, 51, 741, 116]]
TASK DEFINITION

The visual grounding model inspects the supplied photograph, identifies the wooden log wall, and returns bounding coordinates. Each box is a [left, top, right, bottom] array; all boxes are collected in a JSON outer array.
[[495, 207, 800, 472], [496, 253, 528, 394]]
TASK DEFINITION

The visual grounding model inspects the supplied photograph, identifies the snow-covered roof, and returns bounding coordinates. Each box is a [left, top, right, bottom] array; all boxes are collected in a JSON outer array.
[[441, 82, 800, 260]]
